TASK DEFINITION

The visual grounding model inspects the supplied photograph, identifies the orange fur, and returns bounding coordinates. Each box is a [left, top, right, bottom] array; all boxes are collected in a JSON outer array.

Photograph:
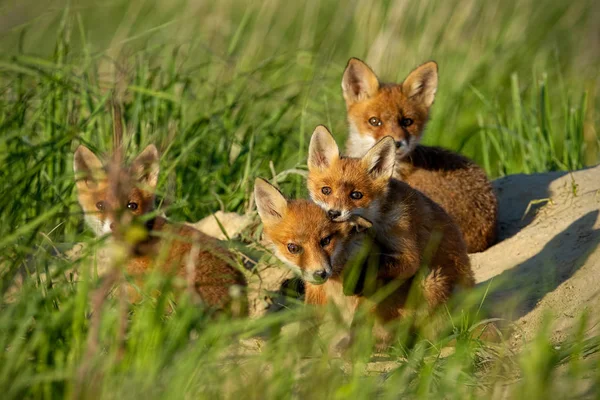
[[255, 177, 473, 343], [307, 128, 475, 311], [73, 145, 247, 314], [342, 58, 498, 252]]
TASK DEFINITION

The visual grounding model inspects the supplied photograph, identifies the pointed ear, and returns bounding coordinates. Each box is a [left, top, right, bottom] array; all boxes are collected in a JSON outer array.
[[73, 145, 106, 189], [342, 58, 380, 105], [361, 137, 396, 180], [254, 178, 288, 226], [131, 144, 160, 189], [402, 61, 438, 108], [308, 125, 340, 171], [350, 215, 373, 233]]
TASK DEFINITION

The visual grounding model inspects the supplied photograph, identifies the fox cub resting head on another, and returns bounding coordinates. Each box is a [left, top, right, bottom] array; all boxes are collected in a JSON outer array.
[[307, 126, 475, 309], [73, 145, 247, 314]]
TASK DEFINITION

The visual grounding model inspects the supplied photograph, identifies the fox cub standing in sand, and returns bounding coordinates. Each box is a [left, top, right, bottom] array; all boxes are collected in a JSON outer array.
[[342, 58, 497, 252], [73, 145, 246, 313], [307, 126, 475, 309]]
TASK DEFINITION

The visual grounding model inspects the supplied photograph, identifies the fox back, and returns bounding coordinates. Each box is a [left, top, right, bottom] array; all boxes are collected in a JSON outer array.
[[73, 145, 247, 314], [341, 58, 497, 252]]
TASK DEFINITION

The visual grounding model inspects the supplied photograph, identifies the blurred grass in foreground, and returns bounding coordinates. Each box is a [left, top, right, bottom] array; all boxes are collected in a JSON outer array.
[[0, 0, 599, 398]]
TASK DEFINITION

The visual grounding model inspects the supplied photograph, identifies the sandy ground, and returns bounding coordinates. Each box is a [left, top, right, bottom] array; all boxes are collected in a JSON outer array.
[[472, 165, 600, 344]]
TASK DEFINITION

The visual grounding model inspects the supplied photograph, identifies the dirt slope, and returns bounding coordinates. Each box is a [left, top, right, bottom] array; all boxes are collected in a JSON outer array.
[[471, 165, 600, 343]]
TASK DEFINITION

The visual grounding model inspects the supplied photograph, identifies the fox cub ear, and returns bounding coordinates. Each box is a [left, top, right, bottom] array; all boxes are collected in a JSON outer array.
[[402, 61, 438, 108], [342, 58, 380, 105], [362, 137, 396, 180], [308, 125, 340, 171], [131, 144, 160, 189], [254, 178, 288, 225], [73, 145, 106, 189]]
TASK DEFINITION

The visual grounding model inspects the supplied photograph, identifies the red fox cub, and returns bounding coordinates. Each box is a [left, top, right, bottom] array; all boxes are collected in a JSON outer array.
[[73, 145, 247, 313], [341, 58, 497, 253], [254, 178, 382, 323], [307, 126, 475, 308]]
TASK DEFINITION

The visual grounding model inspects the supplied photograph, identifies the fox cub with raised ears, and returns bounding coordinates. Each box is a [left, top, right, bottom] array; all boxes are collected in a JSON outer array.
[[73, 144, 247, 314], [341, 58, 497, 253], [307, 126, 475, 307]]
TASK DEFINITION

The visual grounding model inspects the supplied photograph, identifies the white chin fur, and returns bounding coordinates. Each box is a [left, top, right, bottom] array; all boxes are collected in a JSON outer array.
[[345, 123, 377, 158]]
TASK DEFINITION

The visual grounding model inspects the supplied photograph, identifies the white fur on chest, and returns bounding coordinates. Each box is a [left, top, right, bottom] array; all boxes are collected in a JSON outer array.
[[345, 123, 377, 158]]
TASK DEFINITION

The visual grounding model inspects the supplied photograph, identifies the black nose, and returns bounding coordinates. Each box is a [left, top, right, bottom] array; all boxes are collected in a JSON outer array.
[[395, 139, 408, 149], [327, 210, 341, 220], [313, 269, 329, 281]]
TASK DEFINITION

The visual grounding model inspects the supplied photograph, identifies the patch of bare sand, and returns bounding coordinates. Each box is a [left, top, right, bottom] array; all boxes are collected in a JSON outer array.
[[189, 211, 253, 240], [472, 164, 600, 345]]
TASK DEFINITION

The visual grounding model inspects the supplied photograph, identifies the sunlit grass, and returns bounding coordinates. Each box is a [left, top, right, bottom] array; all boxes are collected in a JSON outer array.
[[0, 0, 599, 398]]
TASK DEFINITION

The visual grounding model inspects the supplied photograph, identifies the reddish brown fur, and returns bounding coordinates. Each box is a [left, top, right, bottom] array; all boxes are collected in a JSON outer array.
[[342, 58, 498, 252], [307, 130, 475, 313], [74, 145, 247, 314], [308, 156, 475, 310], [256, 178, 474, 343], [126, 217, 247, 313]]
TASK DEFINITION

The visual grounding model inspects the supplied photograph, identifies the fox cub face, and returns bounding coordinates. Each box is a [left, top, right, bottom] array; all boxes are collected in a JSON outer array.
[[73, 145, 159, 236], [307, 125, 396, 224], [342, 58, 438, 158], [254, 178, 371, 285]]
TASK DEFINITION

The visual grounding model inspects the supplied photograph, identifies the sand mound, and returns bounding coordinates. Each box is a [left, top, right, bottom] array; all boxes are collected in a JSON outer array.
[[472, 164, 600, 343], [189, 211, 254, 240]]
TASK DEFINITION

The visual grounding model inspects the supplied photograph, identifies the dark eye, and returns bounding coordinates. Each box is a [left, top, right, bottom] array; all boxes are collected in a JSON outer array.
[[127, 202, 138, 211], [96, 201, 105, 211], [287, 243, 301, 254], [350, 191, 363, 200], [320, 235, 332, 247], [368, 117, 382, 127], [400, 118, 413, 127], [321, 187, 332, 195]]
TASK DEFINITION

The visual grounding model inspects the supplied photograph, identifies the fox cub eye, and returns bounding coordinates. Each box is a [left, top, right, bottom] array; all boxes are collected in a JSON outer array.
[[321, 187, 332, 195], [96, 201, 106, 211], [320, 235, 332, 247], [400, 118, 413, 127], [350, 191, 363, 200], [368, 117, 382, 127], [287, 243, 301, 254], [127, 202, 138, 211]]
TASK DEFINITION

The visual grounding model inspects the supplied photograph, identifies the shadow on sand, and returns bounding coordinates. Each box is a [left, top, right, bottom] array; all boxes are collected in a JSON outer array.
[[479, 209, 600, 320], [492, 170, 567, 242]]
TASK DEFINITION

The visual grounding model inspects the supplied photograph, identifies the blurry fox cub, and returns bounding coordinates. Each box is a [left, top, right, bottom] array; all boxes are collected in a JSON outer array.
[[342, 58, 497, 253], [73, 145, 246, 314], [307, 125, 475, 309]]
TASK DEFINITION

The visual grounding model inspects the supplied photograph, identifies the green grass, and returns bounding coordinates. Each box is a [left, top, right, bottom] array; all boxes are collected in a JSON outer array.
[[1, 0, 599, 398]]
